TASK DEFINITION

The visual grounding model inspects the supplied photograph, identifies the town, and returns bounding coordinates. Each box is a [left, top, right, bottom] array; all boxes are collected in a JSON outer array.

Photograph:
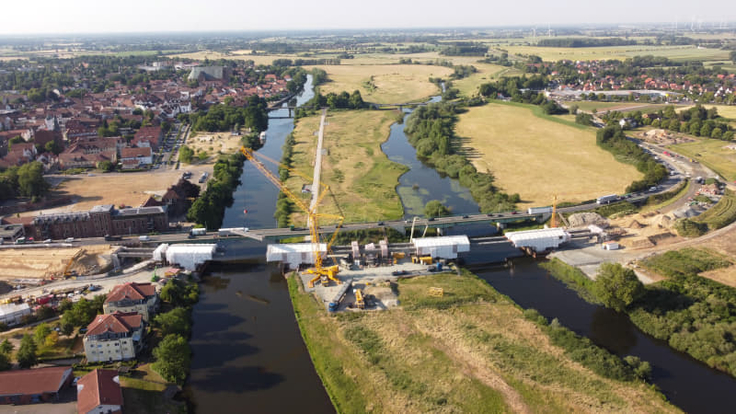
[[1, 16, 736, 414]]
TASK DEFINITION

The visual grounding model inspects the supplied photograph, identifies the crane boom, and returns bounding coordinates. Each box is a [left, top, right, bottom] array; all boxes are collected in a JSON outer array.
[[240, 146, 344, 284]]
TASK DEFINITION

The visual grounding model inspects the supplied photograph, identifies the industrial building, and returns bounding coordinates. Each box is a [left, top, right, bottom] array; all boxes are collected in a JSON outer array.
[[28, 204, 167, 240], [505, 228, 571, 253], [412, 236, 470, 259], [0, 302, 31, 326], [266, 243, 327, 269]]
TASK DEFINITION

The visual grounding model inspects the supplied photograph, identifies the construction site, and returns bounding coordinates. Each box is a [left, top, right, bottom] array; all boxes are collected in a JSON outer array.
[[0, 244, 116, 285]]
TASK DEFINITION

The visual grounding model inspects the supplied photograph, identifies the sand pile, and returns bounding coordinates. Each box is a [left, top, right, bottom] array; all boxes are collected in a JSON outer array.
[[568, 212, 609, 229]]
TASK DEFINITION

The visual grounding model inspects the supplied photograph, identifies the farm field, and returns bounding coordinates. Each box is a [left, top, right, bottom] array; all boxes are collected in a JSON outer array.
[[455, 102, 642, 206], [504, 44, 729, 62], [573, 101, 672, 113], [310, 64, 452, 104], [286, 110, 407, 224], [289, 271, 679, 413], [669, 138, 736, 182], [452, 63, 509, 97], [170, 50, 299, 66]]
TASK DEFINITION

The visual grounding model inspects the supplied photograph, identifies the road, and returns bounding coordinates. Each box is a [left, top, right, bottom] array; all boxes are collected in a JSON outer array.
[[310, 108, 327, 214]]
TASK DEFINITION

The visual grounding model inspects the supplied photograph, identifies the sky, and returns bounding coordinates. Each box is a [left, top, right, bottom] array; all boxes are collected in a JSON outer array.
[[0, 0, 734, 35]]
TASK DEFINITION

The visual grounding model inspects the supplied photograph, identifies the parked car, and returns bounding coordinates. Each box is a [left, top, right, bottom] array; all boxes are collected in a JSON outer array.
[[43, 239, 52, 244], [64, 237, 74, 243]]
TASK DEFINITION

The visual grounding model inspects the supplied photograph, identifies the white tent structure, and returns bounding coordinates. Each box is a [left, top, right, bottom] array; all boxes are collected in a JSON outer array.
[[505, 228, 570, 252], [153, 244, 169, 262], [266, 243, 327, 268], [0, 302, 31, 326], [164, 244, 216, 270], [412, 236, 470, 259]]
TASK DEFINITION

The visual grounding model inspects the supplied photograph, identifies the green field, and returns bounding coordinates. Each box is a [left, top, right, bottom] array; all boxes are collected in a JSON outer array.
[[669, 138, 736, 182], [452, 63, 512, 97], [504, 44, 729, 62], [455, 102, 642, 206], [286, 110, 407, 224], [310, 64, 452, 104], [694, 193, 736, 230], [289, 271, 679, 413]]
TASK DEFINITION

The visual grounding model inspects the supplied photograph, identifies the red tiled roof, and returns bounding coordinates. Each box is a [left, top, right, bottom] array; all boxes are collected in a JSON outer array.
[[77, 369, 123, 414], [85, 312, 142, 336], [120, 147, 152, 159], [105, 282, 156, 303], [0, 366, 71, 397]]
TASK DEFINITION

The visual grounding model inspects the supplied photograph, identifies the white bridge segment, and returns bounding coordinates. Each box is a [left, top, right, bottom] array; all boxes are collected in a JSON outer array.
[[266, 243, 327, 268], [504, 228, 571, 252]]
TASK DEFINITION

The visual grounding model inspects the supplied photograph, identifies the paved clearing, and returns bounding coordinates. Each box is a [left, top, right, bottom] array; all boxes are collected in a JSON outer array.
[[455, 102, 642, 206]]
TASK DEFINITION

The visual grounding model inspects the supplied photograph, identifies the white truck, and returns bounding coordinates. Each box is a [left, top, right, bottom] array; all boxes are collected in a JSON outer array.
[[527, 206, 553, 215], [190, 228, 207, 236]]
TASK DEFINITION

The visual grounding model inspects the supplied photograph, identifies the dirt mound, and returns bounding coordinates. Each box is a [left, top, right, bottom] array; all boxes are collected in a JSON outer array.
[[568, 212, 609, 229], [628, 220, 644, 229]]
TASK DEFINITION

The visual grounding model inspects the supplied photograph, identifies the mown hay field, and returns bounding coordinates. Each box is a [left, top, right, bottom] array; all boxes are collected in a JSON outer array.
[[455, 102, 642, 206]]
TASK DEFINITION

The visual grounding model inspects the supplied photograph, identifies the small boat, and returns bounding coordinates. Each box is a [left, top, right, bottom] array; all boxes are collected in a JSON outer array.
[[259, 131, 267, 143]]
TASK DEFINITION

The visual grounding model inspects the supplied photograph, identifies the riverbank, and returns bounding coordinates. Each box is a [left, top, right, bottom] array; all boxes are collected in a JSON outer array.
[[286, 110, 407, 224], [288, 270, 678, 413]]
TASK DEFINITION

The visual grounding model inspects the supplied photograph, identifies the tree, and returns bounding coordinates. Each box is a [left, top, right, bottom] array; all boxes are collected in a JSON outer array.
[[60, 320, 75, 336], [731, 50, 736, 64], [34, 323, 51, 346], [0, 339, 13, 355], [424, 200, 450, 218], [0, 351, 10, 371], [179, 145, 194, 164], [569, 104, 579, 115], [152, 334, 190, 384], [17, 162, 49, 198], [154, 308, 191, 337], [594, 263, 645, 312], [98, 160, 115, 172], [44, 140, 62, 155], [44, 331, 59, 348], [35, 305, 54, 320], [17, 334, 38, 369]]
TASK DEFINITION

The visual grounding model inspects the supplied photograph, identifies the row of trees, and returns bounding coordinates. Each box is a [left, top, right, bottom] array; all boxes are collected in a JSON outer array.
[[595, 125, 668, 193], [478, 77, 567, 115], [186, 153, 244, 229], [604, 104, 735, 141], [0, 161, 50, 202], [591, 250, 736, 379], [151, 278, 199, 384], [537, 38, 637, 48], [274, 133, 296, 228], [404, 103, 519, 212]]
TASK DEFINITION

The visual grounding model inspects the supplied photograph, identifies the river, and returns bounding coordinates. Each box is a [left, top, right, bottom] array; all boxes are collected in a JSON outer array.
[[187, 75, 335, 413], [188, 80, 733, 413]]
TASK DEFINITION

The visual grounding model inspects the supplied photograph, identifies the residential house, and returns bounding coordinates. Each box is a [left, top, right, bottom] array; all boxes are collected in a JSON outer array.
[[131, 126, 163, 150], [76, 369, 124, 414], [120, 146, 152, 169], [83, 312, 145, 363], [103, 282, 158, 321], [0, 366, 72, 405]]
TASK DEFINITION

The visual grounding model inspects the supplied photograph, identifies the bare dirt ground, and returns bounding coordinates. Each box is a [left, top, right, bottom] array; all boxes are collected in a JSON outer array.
[[184, 131, 244, 163], [0, 245, 114, 280]]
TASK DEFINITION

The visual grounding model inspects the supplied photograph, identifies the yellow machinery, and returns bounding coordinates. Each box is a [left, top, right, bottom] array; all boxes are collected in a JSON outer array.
[[62, 249, 85, 278], [355, 288, 365, 309], [240, 146, 344, 288], [419, 256, 433, 265]]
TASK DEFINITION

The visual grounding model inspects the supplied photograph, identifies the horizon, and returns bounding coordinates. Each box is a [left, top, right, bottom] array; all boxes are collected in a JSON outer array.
[[2, 0, 735, 36]]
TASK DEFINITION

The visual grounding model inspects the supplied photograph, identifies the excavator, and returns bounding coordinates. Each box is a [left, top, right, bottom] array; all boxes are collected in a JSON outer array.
[[240, 146, 344, 288]]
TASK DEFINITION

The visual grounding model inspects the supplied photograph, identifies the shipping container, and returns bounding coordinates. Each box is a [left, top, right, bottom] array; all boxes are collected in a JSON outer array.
[[527, 206, 553, 214]]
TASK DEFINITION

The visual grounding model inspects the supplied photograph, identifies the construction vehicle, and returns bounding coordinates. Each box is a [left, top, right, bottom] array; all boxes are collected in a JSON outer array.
[[355, 288, 365, 309], [62, 249, 85, 278], [240, 146, 345, 288], [419, 256, 433, 265], [328, 279, 353, 312]]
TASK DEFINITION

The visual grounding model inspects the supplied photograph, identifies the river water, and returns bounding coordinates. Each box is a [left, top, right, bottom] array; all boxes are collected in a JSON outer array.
[[188, 79, 734, 413], [187, 76, 335, 413]]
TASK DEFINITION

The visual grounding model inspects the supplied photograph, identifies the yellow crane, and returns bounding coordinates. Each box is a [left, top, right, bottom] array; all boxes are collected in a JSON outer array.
[[239, 146, 344, 288]]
